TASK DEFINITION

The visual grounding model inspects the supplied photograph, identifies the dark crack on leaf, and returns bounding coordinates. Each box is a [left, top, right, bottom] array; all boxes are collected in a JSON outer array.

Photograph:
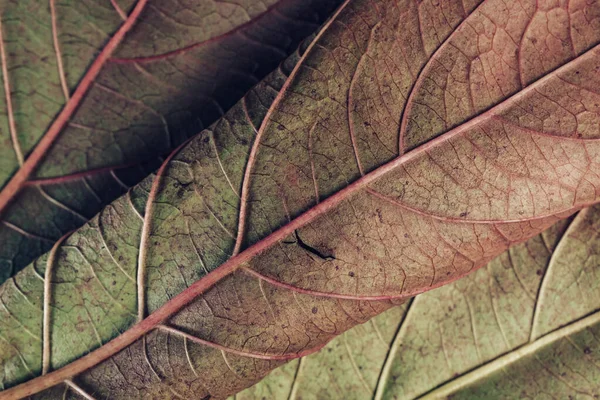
[[291, 231, 335, 261]]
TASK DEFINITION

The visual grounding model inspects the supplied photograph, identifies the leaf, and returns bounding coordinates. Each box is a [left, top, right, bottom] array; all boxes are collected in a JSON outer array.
[[239, 206, 600, 399], [3, 0, 600, 398], [234, 304, 410, 399], [0, 0, 342, 283]]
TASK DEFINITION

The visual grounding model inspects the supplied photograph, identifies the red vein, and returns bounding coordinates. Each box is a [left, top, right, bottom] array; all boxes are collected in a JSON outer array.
[[397, 0, 485, 154], [0, 0, 149, 218], [110, 0, 290, 64], [232, 0, 350, 256], [50, 0, 69, 101], [347, 21, 382, 176], [242, 266, 401, 301], [24, 161, 139, 186], [110, 0, 128, 21], [0, 18, 22, 166], [242, 251, 535, 301], [366, 188, 581, 224], [517, 4, 537, 88], [157, 324, 325, 361], [3, 19, 600, 400], [308, 120, 320, 203]]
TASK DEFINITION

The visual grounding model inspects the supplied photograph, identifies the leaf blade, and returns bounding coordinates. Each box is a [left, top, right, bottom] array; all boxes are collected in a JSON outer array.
[[0, 0, 341, 282], [241, 209, 596, 399], [3, 0, 600, 398]]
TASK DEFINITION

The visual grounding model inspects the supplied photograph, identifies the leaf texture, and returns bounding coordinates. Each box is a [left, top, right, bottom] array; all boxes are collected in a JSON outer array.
[[0, 0, 342, 282], [240, 206, 600, 399], [234, 302, 410, 399], [3, 0, 600, 398]]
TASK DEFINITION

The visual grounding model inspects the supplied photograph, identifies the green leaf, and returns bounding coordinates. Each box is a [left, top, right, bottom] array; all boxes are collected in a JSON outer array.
[[3, 0, 600, 398], [0, 0, 342, 283]]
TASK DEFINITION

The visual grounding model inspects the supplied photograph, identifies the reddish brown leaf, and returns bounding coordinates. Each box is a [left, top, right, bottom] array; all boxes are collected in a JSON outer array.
[[2, 0, 600, 398]]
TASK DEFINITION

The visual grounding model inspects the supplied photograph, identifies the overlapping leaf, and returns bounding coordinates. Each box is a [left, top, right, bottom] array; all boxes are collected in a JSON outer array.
[[2, 0, 600, 398], [241, 206, 600, 398], [0, 0, 342, 282]]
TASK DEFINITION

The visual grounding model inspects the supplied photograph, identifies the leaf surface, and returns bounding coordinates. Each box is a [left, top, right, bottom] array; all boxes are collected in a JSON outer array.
[[3, 0, 600, 398], [240, 206, 600, 398], [0, 0, 342, 282]]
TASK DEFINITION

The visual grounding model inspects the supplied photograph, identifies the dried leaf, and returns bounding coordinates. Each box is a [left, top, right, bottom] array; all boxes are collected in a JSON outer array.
[[2, 0, 600, 398], [241, 207, 600, 398]]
